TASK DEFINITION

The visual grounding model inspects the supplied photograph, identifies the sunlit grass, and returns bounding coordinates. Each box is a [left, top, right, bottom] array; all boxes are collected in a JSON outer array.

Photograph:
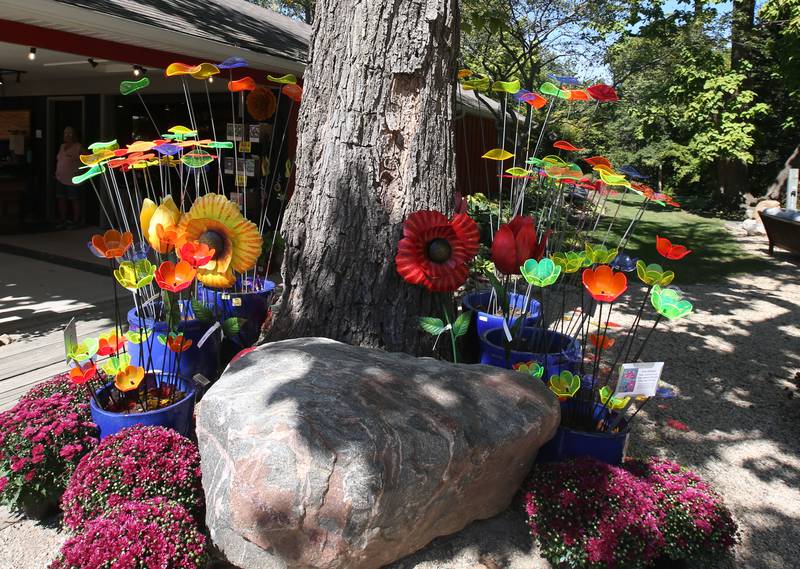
[[594, 195, 772, 283]]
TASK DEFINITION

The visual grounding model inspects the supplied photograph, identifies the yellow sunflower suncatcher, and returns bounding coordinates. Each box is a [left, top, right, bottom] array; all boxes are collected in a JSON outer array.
[[176, 193, 263, 288]]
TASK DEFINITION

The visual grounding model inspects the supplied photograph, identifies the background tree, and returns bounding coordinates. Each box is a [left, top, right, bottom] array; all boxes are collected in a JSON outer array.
[[269, 0, 461, 353], [250, 0, 315, 23]]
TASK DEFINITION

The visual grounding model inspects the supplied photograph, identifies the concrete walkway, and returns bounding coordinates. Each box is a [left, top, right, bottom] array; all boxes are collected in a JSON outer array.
[[0, 249, 115, 411]]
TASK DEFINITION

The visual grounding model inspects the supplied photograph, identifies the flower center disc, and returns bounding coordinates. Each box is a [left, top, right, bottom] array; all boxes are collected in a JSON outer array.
[[427, 238, 452, 264], [198, 230, 225, 260]]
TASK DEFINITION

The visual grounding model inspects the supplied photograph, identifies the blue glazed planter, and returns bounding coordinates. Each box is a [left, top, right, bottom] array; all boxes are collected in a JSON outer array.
[[90, 375, 196, 439], [479, 327, 580, 378], [196, 277, 275, 348], [461, 290, 541, 363], [537, 402, 630, 466], [126, 302, 220, 381]]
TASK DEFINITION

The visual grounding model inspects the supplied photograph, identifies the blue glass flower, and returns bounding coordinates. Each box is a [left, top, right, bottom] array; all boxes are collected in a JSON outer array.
[[611, 253, 637, 273]]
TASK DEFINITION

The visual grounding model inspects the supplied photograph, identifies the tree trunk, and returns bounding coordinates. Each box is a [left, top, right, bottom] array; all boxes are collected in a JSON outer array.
[[270, 0, 460, 354], [731, 0, 756, 70], [762, 145, 800, 201]]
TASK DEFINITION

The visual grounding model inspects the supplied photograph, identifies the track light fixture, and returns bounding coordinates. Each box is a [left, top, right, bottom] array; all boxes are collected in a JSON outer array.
[[133, 65, 140, 76], [28, 47, 36, 61], [88, 58, 98, 68]]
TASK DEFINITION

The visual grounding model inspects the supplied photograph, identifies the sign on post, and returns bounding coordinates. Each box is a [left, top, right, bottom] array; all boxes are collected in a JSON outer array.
[[787, 168, 798, 211]]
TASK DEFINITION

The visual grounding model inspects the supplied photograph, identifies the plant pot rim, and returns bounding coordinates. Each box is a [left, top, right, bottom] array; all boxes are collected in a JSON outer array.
[[462, 289, 538, 310], [89, 376, 196, 418], [127, 302, 208, 332], [555, 422, 631, 438], [198, 277, 276, 297], [481, 326, 579, 357]]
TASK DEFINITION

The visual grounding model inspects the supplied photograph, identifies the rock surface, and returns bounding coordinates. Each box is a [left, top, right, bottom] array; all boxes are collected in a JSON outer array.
[[197, 337, 559, 569], [742, 218, 766, 236]]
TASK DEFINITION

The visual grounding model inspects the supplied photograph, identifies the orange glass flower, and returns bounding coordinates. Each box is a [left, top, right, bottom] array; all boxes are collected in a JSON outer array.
[[656, 235, 692, 260], [166, 334, 193, 353], [282, 83, 303, 102], [154, 260, 196, 293], [156, 224, 179, 251], [589, 333, 615, 350], [69, 364, 97, 386], [114, 365, 145, 393], [228, 77, 256, 92], [582, 265, 627, 303], [90, 230, 133, 259], [97, 332, 127, 357], [178, 241, 215, 269]]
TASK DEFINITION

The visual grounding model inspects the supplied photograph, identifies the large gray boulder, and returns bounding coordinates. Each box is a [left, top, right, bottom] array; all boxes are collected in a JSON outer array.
[[197, 337, 559, 569]]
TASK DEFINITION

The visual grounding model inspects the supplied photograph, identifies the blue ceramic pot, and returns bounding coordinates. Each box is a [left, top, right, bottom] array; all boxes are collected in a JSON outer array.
[[479, 327, 580, 377], [196, 277, 275, 348], [461, 290, 540, 363], [126, 302, 220, 381], [90, 375, 196, 439], [537, 402, 629, 465]]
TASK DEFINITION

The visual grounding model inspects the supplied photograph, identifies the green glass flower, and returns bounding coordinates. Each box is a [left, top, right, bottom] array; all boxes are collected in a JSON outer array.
[[585, 244, 618, 265], [599, 386, 631, 411], [114, 260, 155, 291], [514, 361, 544, 379], [551, 251, 588, 274], [125, 328, 152, 344], [548, 370, 580, 399], [520, 258, 562, 287], [636, 260, 675, 286], [650, 285, 694, 320], [101, 353, 131, 376], [66, 338, 98, 363]]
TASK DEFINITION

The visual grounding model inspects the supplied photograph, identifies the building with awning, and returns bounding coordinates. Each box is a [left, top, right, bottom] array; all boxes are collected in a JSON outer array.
[[0, 0, 498, 234]]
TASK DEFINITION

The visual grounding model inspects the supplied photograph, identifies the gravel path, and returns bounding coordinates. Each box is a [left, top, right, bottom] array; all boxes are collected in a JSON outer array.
[[1, 229, 798, 569]]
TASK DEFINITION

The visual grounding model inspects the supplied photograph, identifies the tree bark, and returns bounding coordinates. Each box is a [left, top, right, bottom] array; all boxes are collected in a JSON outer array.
[[270, 0, 460, 354], [762, 145, 800, 201], [712, 0, 756, 209]]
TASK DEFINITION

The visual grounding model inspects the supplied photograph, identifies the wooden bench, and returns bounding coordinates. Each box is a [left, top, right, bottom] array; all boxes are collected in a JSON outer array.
[[759, 208, 800, 256]]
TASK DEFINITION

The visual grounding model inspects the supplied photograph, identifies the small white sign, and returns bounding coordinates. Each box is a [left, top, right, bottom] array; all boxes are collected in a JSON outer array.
[[787, 168, 798, 211], [614, 362, 664, 397], [63, 317, 77, 363]]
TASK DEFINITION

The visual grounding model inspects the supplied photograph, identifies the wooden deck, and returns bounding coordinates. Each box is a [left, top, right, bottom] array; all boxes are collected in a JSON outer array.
[[0, 242, 115, 411], [0, 314, 114, 411]]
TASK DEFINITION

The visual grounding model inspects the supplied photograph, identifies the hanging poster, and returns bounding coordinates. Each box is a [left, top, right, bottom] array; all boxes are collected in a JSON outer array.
[[226, 123, 244, 142]]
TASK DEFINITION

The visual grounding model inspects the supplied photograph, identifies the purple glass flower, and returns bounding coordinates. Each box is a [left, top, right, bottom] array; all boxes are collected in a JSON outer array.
[[152, 143, 182, 156], [217, 56, 248, 70], [123, 243, 150, 262], [513, 88, 532, 103], [547, 73, 580, 86], [656, 386, 676, 399], [619, 165, 648, 180], [86, 241, 105, 258]]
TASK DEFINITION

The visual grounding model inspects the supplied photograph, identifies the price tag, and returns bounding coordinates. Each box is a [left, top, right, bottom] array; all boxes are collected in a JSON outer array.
[[232, 297, 242, 307], [238, 140, 251, 153], [234, 174, 247, 187], [221, 293, 231, 300], [614, 362, 664, 397]]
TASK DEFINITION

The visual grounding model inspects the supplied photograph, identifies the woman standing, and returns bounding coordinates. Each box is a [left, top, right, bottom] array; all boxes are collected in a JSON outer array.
[[54, 126, 84, 228]]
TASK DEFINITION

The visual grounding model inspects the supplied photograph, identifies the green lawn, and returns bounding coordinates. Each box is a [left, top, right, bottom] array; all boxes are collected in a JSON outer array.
[[590, 195, 773, 284]]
